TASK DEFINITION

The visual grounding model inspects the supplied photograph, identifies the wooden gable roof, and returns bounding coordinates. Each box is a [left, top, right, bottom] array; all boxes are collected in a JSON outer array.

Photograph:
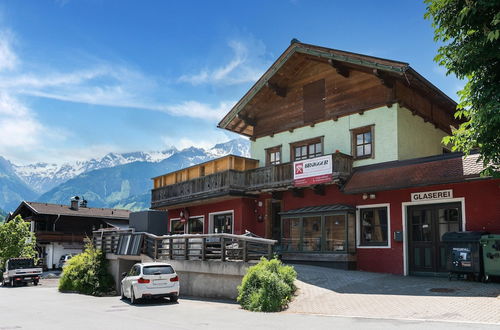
[[218, 41, 459, 138]]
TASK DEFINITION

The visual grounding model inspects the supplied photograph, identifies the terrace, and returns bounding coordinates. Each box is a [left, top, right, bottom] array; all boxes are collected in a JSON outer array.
[[151, 153, 353, 209]]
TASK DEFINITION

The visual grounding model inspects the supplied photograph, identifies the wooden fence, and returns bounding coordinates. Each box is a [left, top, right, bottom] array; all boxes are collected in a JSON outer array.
[[93, 230, 277, 262]]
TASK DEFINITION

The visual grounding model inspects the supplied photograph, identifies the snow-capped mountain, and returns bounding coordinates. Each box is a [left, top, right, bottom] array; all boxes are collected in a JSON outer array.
[[13, 149, 178, 193], [10, 138, 250, 197]]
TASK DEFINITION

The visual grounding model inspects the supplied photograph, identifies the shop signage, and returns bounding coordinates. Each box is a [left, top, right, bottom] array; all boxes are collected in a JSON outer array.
[[411, 189, 453, 202], [293, 155, 332, 187]]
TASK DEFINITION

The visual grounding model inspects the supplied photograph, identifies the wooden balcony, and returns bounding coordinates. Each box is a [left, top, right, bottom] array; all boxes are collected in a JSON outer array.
[[35, 231, 86, 243], [151, 152, 352, 208]]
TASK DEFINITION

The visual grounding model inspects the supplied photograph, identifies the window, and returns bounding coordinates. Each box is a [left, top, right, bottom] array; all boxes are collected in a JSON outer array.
[[351, 126, 374, 159], [266, 146, 282, 165], [188, 217, 204, 234], [359, 207, 389, 246], [281, 211, 356, 253], [213, 213, 233, 233], [291, 137, 323, 161], [170, 219, 185, 235]]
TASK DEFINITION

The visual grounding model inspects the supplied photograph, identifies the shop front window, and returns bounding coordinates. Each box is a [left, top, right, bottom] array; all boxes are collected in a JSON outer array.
[[188, 217, 204, 234], [302, 216, 321, 251], [359, 207, 388, 246], [325, 215, 346, 251], [170, 219, 185, 235], [282, 218, 301, 251], [281, 211, 355, 253], [213, 213, 233, 233]]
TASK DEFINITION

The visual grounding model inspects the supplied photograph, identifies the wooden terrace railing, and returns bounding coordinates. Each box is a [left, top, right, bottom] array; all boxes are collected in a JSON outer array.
[[93, 230, 277, 263], [151, 152, 353, 208]]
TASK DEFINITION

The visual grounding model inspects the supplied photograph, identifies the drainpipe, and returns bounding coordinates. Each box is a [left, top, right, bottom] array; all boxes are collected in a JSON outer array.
[[52, 214, 61, 232]]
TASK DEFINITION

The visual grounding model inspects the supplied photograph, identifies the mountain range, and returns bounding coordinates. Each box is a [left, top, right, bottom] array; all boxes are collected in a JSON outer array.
[[0, 138, 250, 213]]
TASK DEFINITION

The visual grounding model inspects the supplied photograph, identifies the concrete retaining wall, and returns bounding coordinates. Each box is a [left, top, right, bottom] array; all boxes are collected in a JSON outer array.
[[107, 254, 254, 300]]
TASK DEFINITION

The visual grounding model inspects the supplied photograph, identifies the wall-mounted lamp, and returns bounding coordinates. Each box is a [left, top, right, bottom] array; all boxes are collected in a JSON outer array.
[[369, 193, 376, 200], [362, 193, 368, 200]]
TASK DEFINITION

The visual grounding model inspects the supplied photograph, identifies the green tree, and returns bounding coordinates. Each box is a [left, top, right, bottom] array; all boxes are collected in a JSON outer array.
[[0, 215, 37, 268], [59, 239, 114, 296], [425, 0, 500, 176]]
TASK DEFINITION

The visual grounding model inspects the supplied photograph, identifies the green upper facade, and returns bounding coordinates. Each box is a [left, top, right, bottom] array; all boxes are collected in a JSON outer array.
[[250, 104, 448, 167]]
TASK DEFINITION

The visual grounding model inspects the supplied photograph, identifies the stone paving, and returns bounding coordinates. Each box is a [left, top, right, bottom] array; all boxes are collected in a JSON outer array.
[[286, 264, 500, 324]]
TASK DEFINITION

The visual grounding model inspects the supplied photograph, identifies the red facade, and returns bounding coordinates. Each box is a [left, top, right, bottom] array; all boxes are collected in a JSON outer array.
[[167, 178, 499, 275]]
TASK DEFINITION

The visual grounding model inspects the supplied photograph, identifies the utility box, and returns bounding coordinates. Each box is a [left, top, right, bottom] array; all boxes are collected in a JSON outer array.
[[480, 234, 500, 281], [129, 210, 168, 236], [442, 231, 487, 281]]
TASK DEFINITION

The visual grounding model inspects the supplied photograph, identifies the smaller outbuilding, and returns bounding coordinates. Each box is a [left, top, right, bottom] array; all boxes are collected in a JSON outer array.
[[6, 197, 131, 270]]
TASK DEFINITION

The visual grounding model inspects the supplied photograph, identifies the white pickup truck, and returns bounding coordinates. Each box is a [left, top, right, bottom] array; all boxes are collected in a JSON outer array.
[[2, 258, 42, 287]]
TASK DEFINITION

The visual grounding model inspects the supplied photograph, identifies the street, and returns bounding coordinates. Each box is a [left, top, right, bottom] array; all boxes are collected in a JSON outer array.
[[0, 279, 498, 330]]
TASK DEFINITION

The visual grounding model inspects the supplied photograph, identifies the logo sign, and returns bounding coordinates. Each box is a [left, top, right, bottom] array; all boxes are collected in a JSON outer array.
[[293, 155, 332, 187], [411, 189, 453, 202]]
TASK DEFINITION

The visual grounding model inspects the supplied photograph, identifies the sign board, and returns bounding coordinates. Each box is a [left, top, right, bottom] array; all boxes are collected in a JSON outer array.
[[411, 189, 453, 202], [293, 155, 332, 187]]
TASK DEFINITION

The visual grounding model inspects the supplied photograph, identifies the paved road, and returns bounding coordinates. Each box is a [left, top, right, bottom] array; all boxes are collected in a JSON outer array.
[[0, 279, 499, 330]]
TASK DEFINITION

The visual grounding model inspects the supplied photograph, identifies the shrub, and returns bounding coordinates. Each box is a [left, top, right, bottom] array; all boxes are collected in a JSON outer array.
[[58, 239, 114, 296], [237, 257, 297, 312]]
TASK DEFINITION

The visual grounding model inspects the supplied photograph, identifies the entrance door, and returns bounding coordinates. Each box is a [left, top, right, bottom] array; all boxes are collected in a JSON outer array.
[[271, 202, 281, 241], [408, 203, 462, 274]]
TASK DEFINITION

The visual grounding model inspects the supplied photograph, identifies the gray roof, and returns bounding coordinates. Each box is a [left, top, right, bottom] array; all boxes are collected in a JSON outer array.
[[19, 201, 130, 220], [280, 204, 355, 216]]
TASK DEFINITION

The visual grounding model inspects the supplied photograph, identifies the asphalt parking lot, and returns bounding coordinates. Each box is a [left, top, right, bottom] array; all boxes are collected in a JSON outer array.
[[0, 279, 499, 330]]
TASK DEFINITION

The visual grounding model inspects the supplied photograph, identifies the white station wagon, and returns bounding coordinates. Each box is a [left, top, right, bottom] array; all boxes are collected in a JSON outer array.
[[121, 262, 179, 304]]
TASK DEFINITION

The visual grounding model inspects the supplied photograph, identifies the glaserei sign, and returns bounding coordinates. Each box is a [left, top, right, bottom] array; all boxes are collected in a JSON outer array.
[[411, 189, 453, 202]]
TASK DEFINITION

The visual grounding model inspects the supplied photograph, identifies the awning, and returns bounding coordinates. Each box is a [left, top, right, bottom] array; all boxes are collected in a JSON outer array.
[[104, 220, 130, 230], [279, 204, 355, 216]]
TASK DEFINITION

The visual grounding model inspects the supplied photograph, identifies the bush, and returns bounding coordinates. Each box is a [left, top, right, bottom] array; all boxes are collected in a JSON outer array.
[[237, 257, 297, 312], [58, 239, 114, 296]]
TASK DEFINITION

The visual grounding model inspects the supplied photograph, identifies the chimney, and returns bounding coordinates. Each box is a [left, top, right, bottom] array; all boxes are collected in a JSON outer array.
[[80, 198, 88, 208], [70, 196, 80, 211]]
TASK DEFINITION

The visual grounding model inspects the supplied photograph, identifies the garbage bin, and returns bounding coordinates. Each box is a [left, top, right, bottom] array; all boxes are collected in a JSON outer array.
[[442, 231, 488, 281], [480, 234, 500, 281]]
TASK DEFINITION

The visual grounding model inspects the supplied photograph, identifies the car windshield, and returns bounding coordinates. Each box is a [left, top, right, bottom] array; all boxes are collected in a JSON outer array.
[[8, 259, 34, 269], [142, 265, 174, 275]]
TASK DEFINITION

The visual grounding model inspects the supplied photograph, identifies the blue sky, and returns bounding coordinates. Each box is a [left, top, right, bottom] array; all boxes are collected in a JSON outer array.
[[0, 0, 462, 165]]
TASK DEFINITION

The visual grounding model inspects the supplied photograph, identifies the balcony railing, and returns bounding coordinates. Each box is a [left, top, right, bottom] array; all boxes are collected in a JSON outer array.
[[93, 230, 277, 262], [151, 152, 352, 208]]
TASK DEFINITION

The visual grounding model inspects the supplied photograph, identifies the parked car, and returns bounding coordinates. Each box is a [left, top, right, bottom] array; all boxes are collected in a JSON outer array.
[[58, 254, 74, 269], [121, 262, 179, 304], [2, 258, 42, 287]]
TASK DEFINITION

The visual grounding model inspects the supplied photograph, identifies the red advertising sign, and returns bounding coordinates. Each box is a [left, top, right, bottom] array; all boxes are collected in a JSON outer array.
[[293, 155, 333, 187]]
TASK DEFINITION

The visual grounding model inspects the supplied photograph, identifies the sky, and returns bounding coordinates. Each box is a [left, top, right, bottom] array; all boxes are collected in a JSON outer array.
[[0, 0, 463, 165]]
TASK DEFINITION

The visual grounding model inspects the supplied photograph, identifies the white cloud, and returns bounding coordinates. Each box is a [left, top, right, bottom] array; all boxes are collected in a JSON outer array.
[[0, 31, 18, 71], [178, 39, 266, 85], [161, 130, 232, 151], [0, 92, 42, 149]]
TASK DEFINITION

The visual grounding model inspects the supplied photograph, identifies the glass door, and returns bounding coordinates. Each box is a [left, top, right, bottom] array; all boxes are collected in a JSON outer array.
[[408, 203, 462, 274]]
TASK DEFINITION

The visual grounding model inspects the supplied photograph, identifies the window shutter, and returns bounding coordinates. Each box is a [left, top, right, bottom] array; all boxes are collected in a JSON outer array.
[[303, 79, 325, 123]]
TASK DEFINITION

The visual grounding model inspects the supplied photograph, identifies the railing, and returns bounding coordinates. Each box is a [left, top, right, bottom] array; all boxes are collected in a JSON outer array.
[[151, 152, 353, 207], [93, 230, 277, 263], [35, 231, 86, 243]]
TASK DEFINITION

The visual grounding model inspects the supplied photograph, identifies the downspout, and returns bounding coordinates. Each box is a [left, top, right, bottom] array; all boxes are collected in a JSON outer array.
[[52, 214, 61, 231], [51, 214, 60, 270]]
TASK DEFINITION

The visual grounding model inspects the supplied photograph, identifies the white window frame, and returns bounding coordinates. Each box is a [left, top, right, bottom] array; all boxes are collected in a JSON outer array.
[[208, 210, 235, 234], [401, 197, 466, 276], [169, 217, 185, 234], [356, 203, 391, 249], [187, 215, 205, 234]]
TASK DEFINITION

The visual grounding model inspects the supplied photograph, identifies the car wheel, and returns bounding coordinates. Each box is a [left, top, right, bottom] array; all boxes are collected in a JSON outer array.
[[33, 280, 39, 286], [170, 295, 178, 303], [120, 287, 126, 300], [10, 279, 14, 287], [130, 287, 137, 305]]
